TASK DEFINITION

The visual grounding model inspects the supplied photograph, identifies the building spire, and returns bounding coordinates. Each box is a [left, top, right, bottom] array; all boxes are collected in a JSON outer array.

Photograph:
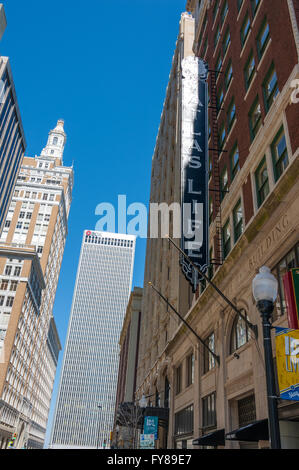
[[40, 119, 67, 163]]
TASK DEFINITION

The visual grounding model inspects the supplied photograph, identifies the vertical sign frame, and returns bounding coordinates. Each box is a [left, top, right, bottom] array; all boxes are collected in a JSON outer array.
[[283, 269, 299, 329], [275, 327, 299, 400], [180, 56, 209, 292]]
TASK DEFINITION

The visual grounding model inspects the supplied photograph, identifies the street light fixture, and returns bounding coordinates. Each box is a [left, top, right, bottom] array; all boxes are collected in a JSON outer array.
[[252, 266, 281, 449]]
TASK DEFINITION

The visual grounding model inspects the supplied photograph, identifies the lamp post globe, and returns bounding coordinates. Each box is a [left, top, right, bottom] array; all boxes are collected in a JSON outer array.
[[252, 266, 281, 449]]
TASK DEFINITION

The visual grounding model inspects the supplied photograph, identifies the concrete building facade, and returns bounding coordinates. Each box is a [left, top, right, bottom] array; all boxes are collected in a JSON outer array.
[[113, 286, 143, 449], [49, 231, 136, 449], [136, 1, 299, 450], [0, 120, 73, 448]]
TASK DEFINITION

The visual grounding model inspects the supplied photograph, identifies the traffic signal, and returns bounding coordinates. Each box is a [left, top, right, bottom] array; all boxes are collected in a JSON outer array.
[[12, 433, 17, 440]]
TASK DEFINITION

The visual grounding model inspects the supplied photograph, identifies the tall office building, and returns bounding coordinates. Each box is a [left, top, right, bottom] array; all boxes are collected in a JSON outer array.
[[0, 47, 27, 234], [0, 120, 73, 448], [49, 231, 136, 449]]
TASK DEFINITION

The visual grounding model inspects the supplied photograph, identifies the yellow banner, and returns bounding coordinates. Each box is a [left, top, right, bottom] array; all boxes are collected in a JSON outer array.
[[275, 327, 299, 400]]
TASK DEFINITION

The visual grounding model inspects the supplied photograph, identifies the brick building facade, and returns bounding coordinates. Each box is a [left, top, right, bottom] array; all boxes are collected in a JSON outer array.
[[136, 0, 299, 449]]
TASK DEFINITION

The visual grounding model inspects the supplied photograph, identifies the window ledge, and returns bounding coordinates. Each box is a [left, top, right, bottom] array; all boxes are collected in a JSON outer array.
[[225, 118, 237, 146], [251, 2, 263, 29], [237, 2, 247, 23], [244, 72, 257, 101], [257, 38, 272, 71], [240, 29, 253, 59]]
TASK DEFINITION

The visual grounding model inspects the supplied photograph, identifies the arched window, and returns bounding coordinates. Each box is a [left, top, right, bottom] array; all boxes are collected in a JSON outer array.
[[230, 310, 250, 354], [53, 137, 58, 145]]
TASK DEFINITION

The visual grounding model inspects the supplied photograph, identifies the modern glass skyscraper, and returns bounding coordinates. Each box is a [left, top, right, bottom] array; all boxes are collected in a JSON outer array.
[[49, 230, 136, 449]]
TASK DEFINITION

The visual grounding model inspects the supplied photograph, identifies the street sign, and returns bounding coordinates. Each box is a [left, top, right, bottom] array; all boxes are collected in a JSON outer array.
[[275, 327, 299, 400], [144, 416, 158, 440], [140, 434, 155, 449]]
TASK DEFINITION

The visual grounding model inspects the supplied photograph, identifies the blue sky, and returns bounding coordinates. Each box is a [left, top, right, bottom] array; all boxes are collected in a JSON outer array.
[[1, 0, 186, 445]]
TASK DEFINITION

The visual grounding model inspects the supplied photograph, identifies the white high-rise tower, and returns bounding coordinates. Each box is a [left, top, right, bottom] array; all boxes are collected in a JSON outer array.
[[49, 230, 136, 449]]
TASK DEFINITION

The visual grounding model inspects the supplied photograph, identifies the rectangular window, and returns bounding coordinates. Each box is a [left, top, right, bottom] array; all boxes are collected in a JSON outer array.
[[204, 332, 216, 373], [209, 196, 213, 225], [218, 122, 226, 148], [255, 156, 269, 207], [233, 199, 243, 242], [251, 0, 260, 16], [5, 220, 11, 228], [176, 364, 182, 395], [221, 0, 228, 25], [263, 63, 279, 112], [257, 18, 270, 59], [223, 27, 231, 56], [0, 295, 4, 306], [202, 35, 208, 58], [249, 96, 262, 140], [213, 0, 219, 22], [230, 144, 240, 181], [273, 243, 299, 319], [240, 12, 251, 47], [174, 405, 194, 436], [271, 127, 289, 182], [217, 85, 224, 111], [5, 266, 12, 276], [14, 267, 21, 277], [10, 281, 18, 292], [238, 395, 256, 427], [237, 0, 244, 11], [214, 23, 221, 48], [220, 167, 228, 201], [227, 97, 236, 131], [202, 392, 217, 429], [215, 52, 222, 75], [186, 353, 194, 387], [225, 61, 233, 90], [244, 50, 255, 90], [209, 155, 212, 179], [0, 280, 9, 290], [6, 296, 14, 307], [222, 219, 231, 258]]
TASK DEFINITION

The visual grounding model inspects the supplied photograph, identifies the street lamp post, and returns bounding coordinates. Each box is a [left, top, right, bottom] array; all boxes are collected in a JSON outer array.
[[252, 266, 281, 449]]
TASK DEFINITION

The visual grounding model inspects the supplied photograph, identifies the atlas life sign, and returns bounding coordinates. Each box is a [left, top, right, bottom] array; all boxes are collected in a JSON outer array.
[[180, 56, 209, 291]]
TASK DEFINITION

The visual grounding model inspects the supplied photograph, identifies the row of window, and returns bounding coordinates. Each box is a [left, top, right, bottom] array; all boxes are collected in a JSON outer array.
[[84, 235, 134, 247], [0, 294, 15, 307], [1, 266, 22, 280], [175, 311, 251, 397], [220, 125, 289, 261], [175, 352, 194, 395], [14, 189, 57, 201]]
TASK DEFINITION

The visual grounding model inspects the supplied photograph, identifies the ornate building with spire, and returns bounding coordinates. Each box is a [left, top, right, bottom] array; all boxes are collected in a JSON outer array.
[[0, 120, 73, 448]]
